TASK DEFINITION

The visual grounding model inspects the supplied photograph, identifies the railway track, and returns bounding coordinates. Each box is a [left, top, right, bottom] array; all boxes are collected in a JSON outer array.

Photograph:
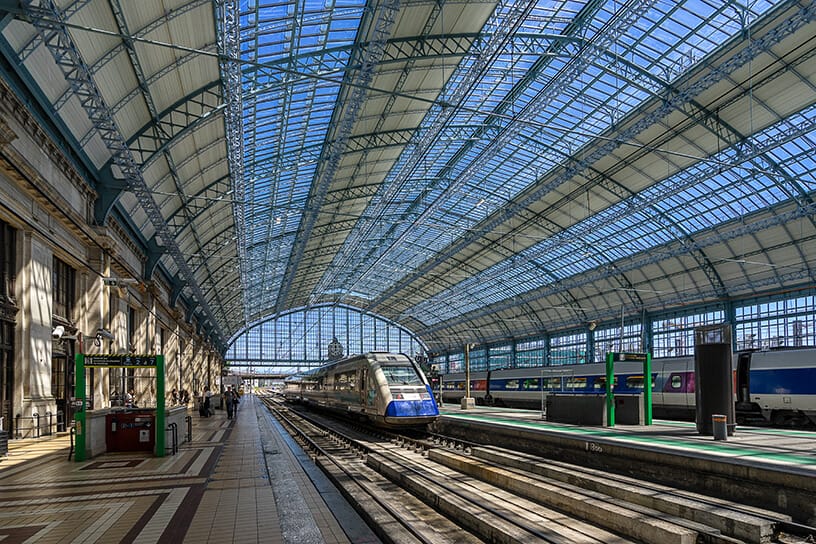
[[259, 395, 815, 544]]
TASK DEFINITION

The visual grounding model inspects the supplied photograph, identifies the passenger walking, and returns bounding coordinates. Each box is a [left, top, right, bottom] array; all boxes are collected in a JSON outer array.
[[224, 386, 235, 419]]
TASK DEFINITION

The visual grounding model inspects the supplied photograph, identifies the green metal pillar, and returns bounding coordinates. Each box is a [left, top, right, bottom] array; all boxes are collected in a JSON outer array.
[[605, 352, 615, 427], [74, 354, 86, 461], [155, 355, 165, 457], [644, 352, 653, 425]]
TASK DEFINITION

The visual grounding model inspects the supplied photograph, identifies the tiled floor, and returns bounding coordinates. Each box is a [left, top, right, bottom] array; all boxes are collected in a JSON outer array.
[[0, 396, 355, 543]]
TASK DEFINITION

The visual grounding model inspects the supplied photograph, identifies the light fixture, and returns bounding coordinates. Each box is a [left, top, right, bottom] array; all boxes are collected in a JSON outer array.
[[96, 328, 115, 341], [94, 328, 115, 346], [587, 320, 597, 331]]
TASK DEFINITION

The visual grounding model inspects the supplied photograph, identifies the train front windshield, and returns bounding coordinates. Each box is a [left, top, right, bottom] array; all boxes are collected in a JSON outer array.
[[381, 365, 424, 385]]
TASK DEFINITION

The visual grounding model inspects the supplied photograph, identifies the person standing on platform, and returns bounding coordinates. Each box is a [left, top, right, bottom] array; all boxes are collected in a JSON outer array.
[[224, 386, 235, 419], [125, 389, 136, 408], [204, 387, 214, 416]]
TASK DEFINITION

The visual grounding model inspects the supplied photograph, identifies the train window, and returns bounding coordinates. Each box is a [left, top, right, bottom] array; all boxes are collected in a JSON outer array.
[[625, 376, 644, 389], [522, 378, 539, 390], [505, 379, 519, 390], [334, 371, 356, 391], [541, 378, 561, 390], [566, 377, 587, 389], [381, 365, 423, 385], [593, 376, 618, 390], [670, 374, 683, 389]]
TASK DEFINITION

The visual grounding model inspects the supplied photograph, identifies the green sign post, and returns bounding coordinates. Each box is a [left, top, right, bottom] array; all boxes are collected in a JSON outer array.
[[604, 352, 652, 427], [73, 354, 165, 462], [605, 352, 615, 427]]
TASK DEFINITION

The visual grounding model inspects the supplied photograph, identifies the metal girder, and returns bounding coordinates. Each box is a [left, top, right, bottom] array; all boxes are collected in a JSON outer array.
[[322, 182, 383, 206], [162, 176, 231, 234], [312, 0, 540, 299], [23, 0, 227, 349], [17, 0, 93, 61], [354, 0, 659, 300], [126, 82, 223, 167], [382, 33, 475, 64], [373, 2, 816, 312], [275, 0, 402, 313], [310, 218, 359, 239], [422, 199, 816, 338], [343, 127, 414, 154], [410, 108, 816, 328], [92, 165, 128, 225], [215, 0, 247, 332], [51, 2, 213, 112], [368, 2, 652, 307], [144, 236, 165, 280], [108, 0, 232, 330]]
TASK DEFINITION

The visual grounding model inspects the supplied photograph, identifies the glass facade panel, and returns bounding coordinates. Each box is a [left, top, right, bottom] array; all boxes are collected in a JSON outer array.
[[550, 332, 587, 366], [489, 344, 512, 370], [592, 323, 643, 362], [652, 309, 725, 358], [226, 304, 425, 373], [736, 295, 816, 349]]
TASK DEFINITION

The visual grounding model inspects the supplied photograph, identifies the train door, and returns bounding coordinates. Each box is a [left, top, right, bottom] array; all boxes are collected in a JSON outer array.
[[735, 351, 752, 411], [359, 366, 368, 408]]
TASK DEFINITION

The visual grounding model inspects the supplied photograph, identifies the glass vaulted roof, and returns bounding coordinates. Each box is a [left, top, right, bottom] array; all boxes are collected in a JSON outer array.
[[3, 0, 814, 354]]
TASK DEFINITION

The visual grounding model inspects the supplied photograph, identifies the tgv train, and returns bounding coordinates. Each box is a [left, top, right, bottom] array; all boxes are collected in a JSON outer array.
[[440, 348, 816, 426], [284, 352, 439, 427]]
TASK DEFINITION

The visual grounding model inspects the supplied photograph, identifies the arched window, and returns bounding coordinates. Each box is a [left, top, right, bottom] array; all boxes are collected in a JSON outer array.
[[226, 304, 426, 374]]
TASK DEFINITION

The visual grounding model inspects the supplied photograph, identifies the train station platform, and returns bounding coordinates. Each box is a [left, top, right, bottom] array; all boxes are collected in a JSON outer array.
[[438, 403, 816, 471], [0, 395, 376, 544], [436, 403, 816, 524]]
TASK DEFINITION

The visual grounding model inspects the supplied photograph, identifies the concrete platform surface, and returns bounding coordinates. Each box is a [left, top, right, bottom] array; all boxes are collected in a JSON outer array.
[[0, 396, 375, 544]]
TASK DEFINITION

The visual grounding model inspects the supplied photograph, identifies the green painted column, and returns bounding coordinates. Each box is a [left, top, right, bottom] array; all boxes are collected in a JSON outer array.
[[644, 353, 653, 425], [155, 355, 165, 457], [74, 354, 86, 462], [605, 352, 615, 427]]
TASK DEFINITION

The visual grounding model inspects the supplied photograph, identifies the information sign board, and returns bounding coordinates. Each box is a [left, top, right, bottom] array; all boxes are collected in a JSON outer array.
[[84, 355, 158, 367]]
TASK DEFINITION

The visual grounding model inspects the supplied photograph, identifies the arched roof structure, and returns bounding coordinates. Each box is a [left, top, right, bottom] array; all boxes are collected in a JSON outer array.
[[0, 0, 813, 355]]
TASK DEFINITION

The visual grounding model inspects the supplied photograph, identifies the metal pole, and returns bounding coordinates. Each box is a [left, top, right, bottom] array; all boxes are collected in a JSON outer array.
[[74, 354, 87, 461], [464, 343, 471, 399], [644, 352, 653, 425], [605, 352, 615, 427], [155, 355, 165, 457]]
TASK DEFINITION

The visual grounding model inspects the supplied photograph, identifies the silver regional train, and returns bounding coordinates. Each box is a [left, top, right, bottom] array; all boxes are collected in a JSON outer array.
[[440, 348, 816, 426], [284, 352, 439, 427]]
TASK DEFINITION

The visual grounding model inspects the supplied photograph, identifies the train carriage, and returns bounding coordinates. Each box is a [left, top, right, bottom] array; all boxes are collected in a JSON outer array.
[[440, 348, 816, 426], [285, 352, 439, 427]]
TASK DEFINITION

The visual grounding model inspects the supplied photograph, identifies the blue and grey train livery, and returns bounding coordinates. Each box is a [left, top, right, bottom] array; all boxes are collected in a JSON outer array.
[[440, 348, 816, 426], [284, 352, 439, 427]]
